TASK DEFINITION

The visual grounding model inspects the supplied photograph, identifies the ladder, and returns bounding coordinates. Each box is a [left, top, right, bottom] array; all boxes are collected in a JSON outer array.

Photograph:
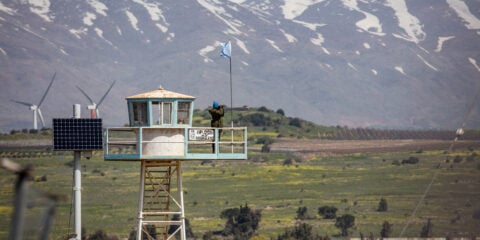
[[136, 160, 186, 240]]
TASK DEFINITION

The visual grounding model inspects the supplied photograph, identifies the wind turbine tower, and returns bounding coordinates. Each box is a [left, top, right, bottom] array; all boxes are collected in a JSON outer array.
[[76, 80, 116, 118], [11, 72, 56, 130]]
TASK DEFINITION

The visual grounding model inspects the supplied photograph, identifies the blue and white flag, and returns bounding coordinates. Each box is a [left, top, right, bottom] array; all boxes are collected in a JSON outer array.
[[220, 40, 231, 58]]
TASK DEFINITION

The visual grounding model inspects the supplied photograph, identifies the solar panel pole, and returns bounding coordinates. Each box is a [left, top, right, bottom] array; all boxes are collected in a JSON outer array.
[[72, 104, 82, 240]]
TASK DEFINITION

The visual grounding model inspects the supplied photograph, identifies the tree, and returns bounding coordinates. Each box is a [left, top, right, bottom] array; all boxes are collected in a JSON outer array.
[[335, 214, 355, 236], [420, 219, 433, 238], [318, 206, 338, 219], [222, 204, 262, 240], [276, 109, 285, 116], [377, 198, 388, 212], [380, 221, 393, 238], [277, 222, 330, 240]]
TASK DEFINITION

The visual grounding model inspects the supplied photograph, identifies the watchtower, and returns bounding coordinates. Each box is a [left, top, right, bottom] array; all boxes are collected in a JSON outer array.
[[104, 87, 247, 240]]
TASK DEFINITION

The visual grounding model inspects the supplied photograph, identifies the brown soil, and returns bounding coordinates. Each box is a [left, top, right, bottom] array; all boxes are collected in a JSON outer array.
[[270, 138, 479, 154]]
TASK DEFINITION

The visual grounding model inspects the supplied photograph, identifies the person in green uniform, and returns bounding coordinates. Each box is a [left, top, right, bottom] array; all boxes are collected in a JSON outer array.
[[209, 101, 224, 153]]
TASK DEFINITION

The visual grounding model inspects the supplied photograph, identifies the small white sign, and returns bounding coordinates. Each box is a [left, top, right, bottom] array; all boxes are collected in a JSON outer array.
[[189, 129, 214, 141]]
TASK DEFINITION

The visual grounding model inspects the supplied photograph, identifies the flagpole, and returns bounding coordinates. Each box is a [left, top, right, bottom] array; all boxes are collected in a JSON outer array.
[[221, 40, 234, 153], [229, 55, 233, 128]]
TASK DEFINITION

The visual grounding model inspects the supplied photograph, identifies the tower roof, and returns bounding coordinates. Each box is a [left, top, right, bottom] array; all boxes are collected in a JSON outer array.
[[126, 86, 195, 100]]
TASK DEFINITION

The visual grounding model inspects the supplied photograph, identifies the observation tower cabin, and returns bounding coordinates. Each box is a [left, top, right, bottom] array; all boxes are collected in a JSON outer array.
[[104, 86, 247, 160], [103, 87, 247, 240]]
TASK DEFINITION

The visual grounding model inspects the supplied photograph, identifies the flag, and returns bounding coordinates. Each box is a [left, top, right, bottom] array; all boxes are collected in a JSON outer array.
[[220, 40, 231, 58]]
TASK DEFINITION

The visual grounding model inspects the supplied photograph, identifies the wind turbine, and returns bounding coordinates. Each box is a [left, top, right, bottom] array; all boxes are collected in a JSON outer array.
[[76, 80, 116, 118], [11, 72, 56, 130]]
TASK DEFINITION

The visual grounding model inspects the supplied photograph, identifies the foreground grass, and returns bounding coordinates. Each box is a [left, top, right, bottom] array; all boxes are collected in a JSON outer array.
[[1, 147, 479, 239]]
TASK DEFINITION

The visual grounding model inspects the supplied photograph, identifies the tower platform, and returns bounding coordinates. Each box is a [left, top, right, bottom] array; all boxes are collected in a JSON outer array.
[[104, 126, 247, 161]]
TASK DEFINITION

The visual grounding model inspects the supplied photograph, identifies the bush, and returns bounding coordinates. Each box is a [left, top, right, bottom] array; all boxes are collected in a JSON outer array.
[[288, 118, 302, 128], [380, 221, 392, 238], [472, 209, 480, 220], [168, 215, 194, 238], [87, 230, 118, 240], [453, 155, 463, 163], [283, 158, 294, 166], [128, 225, 155, 240], [277, 222, 330, 240], [335, 214, 355, 236], [258, 106, 270, 112], [318, 206, 338, 219], [242, 113, 270, 126], [296, 206, 311, 220], [261, 143, 270, 153], [377, 198, 388, 212], [256, 136, 274, 145], [401, 156, 419, 164], [420, 219, 433, 237], [221, 203, 262, 240]]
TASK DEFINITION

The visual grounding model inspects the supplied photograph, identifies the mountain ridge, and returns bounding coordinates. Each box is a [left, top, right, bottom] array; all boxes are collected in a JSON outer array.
[[1, 0, 479, 132]]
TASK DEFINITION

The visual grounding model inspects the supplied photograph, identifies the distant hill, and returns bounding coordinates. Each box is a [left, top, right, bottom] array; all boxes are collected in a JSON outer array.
[[2, 106, 480, 144], [1, 0, 480, 132]]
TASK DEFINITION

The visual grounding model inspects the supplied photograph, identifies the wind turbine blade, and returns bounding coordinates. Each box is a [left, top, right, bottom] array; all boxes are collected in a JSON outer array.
[[37, 108, 46, 128], [11, 100, 34, 107], [76, 85, 94, 104], [38, 72, 56, 107], [97, 80, 116, 107]]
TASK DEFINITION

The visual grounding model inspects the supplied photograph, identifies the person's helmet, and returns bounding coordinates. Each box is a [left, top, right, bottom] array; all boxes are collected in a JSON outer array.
[[213, 101, 219, 108]]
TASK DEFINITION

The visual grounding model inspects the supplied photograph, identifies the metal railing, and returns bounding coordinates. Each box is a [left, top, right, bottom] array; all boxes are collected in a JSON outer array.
[[104, 126, 247, 160]]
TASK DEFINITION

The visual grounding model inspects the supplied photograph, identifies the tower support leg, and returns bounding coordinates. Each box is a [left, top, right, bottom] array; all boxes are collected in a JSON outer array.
[[136, 160, 186, 240]]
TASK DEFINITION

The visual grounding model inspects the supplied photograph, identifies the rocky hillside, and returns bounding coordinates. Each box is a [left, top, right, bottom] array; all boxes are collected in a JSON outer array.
[[1, 0, 480, 132]]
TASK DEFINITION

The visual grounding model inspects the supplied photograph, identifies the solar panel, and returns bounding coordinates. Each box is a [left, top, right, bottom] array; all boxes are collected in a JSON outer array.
[[53, 118, 103, 151]]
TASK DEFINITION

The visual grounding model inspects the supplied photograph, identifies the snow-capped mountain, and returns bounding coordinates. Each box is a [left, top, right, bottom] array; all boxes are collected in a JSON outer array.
[[1, 0, 479, 132]]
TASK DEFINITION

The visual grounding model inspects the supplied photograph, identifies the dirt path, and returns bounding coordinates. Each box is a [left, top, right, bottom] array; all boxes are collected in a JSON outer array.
[[270, 139, 479, 154]]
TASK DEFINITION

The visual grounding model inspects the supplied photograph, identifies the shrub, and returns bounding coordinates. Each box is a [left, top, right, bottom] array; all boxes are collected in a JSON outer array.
[[221, 203, 262, 240], [261, 143, 270, 153], [87, 229, 118, 240], [472, 209, 480, 220], [258, 106, 270, 112], [288, 118, 302, 128], [318, 206, 338, 219], [335, 214, 355, 236], [377, 198, 388, 212], [380, 221, 392, 238], [256, 136, 274, 145], [401, 156, 419, 164], [277, 222, 330, 240], [283, 158, 294, 166], [420, 219, 433, 238], [168, 215, 194, 238], [453, 155, 463, 163], [296, 206, 311, 220]]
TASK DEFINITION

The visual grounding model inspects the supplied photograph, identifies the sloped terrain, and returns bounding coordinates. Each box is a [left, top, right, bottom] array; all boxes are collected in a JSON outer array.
[[1, 0, 480, 132]]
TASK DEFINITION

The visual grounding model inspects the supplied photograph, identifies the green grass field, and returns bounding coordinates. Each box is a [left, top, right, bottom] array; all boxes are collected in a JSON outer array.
[[1, 146, 479, 239]]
